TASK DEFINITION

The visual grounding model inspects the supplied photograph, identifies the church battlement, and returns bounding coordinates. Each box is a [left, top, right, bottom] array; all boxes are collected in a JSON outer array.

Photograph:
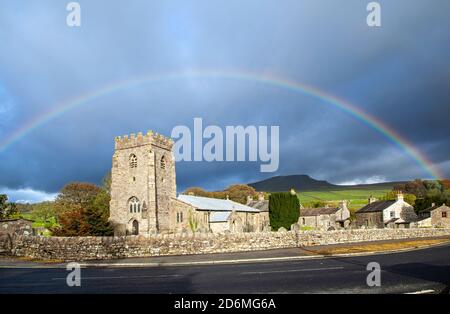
[[115, 130, 174, 150]]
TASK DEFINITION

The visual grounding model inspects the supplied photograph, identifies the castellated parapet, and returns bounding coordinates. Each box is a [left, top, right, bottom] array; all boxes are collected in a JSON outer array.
[[114, 130, 174, 151]]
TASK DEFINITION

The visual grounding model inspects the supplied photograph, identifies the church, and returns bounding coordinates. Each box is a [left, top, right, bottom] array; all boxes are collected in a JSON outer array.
[[108, 131, 269, 236]]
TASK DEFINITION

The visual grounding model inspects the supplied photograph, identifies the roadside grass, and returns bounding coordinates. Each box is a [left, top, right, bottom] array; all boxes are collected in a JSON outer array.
[[309, 238, 450, 255]]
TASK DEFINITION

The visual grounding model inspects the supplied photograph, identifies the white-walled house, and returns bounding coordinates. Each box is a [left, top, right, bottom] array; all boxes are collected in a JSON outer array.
[[355, 193, 418, 228]]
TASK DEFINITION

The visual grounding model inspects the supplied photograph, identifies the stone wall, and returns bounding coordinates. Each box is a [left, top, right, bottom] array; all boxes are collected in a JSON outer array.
[[0, 219, 34, 236], [2, 228, 450, 261]]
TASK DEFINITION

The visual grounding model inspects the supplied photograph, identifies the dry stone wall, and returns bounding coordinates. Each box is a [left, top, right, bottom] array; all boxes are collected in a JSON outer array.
[[2, 228, 450, 261]]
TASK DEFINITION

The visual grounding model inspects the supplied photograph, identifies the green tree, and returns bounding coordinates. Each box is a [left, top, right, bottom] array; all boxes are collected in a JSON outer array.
[[30, 201, 56, 225], [85, 189, 113, 236], [268, 192, 300, 230], [0, 194, 18, 220]]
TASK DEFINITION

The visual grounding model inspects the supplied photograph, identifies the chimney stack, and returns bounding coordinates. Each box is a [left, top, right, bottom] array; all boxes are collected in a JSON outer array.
[[247, 195, 253, 204], [396, 191, 404, 202], [368, 196, 377, 204]]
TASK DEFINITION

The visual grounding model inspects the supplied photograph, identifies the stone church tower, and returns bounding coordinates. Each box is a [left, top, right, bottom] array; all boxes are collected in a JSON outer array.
[[109, 131, 177, 235]]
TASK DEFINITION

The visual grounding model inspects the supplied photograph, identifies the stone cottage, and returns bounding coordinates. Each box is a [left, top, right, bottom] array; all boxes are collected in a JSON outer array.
[[355, 193, 418, 229], [418, 204, 450, 228], [298, 201, 351, 231], [109, 131, 268, 235]]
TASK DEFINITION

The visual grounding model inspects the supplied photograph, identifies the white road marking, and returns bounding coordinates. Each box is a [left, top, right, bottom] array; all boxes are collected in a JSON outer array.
[[405, 289, 435, 294], [51, 274, 183, 280], [241, 266, 344, 275]]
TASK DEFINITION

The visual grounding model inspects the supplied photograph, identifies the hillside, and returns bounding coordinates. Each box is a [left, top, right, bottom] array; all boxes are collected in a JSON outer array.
[[248, 175, 337, 192], [248, 174, 404, 192]]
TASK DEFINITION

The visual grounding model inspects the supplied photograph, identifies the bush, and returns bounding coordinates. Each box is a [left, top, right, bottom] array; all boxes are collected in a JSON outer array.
[[269, 192, 300, 230]]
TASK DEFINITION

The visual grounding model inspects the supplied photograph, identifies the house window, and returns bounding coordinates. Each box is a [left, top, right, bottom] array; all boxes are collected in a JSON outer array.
[[443, 212, 448, 218], [302, 218, 306, 225], [180, 212, 183, 222], [160, 156, 166, 169], [176, 212, 180, 223], [128, 197, 140, 213], [129, 154, 137, 168], [390, 211, 395, 218]]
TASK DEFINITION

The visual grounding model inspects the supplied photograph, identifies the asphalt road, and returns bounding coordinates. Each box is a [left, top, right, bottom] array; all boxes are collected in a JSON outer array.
[[1, 244, 449, 294]]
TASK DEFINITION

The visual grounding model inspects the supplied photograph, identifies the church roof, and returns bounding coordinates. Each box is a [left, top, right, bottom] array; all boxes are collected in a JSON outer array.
[[246, 200, 269, 212], [177, 195, 260, 213], [209, 212, 231, 223]]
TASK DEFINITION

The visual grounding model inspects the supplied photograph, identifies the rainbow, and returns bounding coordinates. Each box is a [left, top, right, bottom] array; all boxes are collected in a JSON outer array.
[[0, 69, 442, 179]]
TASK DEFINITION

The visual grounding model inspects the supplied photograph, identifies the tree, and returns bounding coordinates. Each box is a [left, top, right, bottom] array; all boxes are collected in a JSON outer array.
[[268, 192, 300, 230], [30, 201, 56, 224], [51, 205, 89, 236], [85, 189, 113, 236], [223, 185, 258, 204], [182, 184, 259, 204], [0, 194, 18, 220], [52, 182, 113, 236], [55, 182, 101, 209]]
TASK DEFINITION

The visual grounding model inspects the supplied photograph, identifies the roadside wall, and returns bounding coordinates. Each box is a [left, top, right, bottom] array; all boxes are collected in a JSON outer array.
[[2, 228, 450, 261]]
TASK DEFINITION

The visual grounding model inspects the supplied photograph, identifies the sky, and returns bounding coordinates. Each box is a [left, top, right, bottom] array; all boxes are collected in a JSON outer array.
[[0, 0, 449, 203]]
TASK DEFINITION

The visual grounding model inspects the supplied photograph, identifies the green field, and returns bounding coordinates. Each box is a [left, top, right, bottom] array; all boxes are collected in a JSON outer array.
[[297, 188, 390, 210]]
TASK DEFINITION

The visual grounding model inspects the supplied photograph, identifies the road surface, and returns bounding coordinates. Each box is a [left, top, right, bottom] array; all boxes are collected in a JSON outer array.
[[0, 244, 449, 294]]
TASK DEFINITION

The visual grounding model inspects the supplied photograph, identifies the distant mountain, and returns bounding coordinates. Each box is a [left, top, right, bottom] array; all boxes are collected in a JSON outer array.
[[248, 175, 405, 192]]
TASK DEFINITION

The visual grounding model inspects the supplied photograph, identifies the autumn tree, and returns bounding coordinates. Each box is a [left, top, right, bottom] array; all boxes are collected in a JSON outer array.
[[53, 181, 112, 236]]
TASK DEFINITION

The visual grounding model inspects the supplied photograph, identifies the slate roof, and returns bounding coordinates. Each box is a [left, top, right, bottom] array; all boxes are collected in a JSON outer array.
[[246, 200, 269, 212], [178, 195, 260, 213], [209, 212, 231, 223], [418, 204, 439, 214], [356, 200, 396, 213], [300, 207, 339, 217]]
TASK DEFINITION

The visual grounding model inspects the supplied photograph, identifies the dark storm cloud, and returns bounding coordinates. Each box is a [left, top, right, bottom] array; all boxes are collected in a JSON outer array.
[[0, 0, 450, 202]]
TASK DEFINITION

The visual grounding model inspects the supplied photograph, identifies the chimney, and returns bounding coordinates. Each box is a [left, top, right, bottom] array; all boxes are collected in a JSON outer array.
[[431, 203, 435, 207], [226, 194, 229, 200], [290, 188, 296, 196], [246, 195, 253, 204], [396, 192, 404, 202], [258, 192, 265, 201], [368, 196, 377, 204], [339, 200, 348, 209]]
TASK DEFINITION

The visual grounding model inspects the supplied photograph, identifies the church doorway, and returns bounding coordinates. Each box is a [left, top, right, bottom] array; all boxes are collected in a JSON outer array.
[[132, 220, 139, 235]]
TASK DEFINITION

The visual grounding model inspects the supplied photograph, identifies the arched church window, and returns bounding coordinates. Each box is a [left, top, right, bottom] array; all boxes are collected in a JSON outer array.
[[160, 155, 166, 169], [129, 154, 138, 168], [128, 197, 140, 213]]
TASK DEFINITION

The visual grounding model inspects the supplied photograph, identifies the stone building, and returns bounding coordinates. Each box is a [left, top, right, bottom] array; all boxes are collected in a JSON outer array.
[[109, 131, 267, 235], [246, 193, 270, 231], [298, 201, 351, 231], [418, 204, 450, 228], [355, 193, 418, 229], [176, 195, 267, 233], [0, 218, 34, 236]]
